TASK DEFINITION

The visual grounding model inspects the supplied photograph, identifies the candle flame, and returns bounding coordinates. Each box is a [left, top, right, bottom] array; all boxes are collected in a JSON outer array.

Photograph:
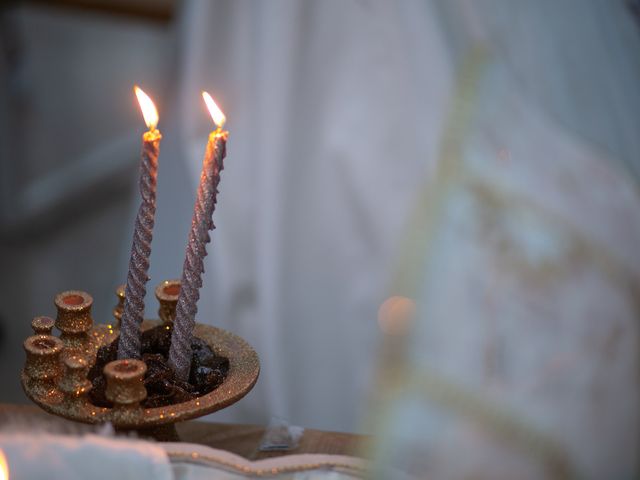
[[0, 448, 8, 480], [202, 91, 226, 129], [134, 85, 159, 130]]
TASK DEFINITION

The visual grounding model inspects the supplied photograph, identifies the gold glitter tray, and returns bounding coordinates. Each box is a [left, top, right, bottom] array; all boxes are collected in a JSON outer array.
[[21, 319, 259, 437]]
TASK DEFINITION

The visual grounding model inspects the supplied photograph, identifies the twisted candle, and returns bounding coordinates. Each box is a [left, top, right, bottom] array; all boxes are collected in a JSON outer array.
[[117, 129, 161, 359], [169, 128, 227, 380], [118, 86, 161, 359]]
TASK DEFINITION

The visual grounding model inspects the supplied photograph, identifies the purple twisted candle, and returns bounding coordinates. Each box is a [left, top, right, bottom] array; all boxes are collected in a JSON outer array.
[[169, 130, 227, 380], [169, 92, 228, 380], [117, 87, 161, 360]]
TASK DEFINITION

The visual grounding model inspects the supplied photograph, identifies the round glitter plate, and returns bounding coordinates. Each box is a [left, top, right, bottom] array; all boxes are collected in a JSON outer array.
[[21, 320, 259, 432]]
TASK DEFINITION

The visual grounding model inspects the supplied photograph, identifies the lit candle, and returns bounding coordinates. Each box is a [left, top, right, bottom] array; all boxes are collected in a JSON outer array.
[[168, 92, 227, 380], [117, 86, 162, 360]]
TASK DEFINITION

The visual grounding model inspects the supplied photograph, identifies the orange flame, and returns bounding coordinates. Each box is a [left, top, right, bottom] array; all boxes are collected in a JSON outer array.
[[134, 85, 159, 130], [202, 91, 226, 129], [0, 448, 8, 480]]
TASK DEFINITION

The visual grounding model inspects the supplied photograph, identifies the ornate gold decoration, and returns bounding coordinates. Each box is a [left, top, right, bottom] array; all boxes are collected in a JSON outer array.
[[22, 286, 260, 439]]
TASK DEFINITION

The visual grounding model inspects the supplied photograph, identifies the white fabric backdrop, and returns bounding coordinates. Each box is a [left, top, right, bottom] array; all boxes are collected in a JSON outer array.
[[142, 0, 640, 438], [148, 0, 453, 432]]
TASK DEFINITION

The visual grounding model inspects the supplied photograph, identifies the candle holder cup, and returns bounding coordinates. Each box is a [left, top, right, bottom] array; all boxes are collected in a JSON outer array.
[[54, 290, 95, 358], [31, 316, 55, 335], [21, 282, 259, 441], [155, 280, 180, 324], [24, 335, 64, 400]]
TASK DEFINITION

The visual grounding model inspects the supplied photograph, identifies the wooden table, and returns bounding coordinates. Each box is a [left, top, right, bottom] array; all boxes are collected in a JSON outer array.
[[0, 404, 365, 461]]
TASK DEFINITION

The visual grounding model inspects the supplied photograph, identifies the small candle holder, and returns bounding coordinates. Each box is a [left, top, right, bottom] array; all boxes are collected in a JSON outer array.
[[58, 355, 92, 406], [155, 280, 180, 324], [21, 281, 259, 441], [31, 316, 55, 336], [54, 290, 95, 358], [104, 359, 148, 411], [23, 335, 64, 400]]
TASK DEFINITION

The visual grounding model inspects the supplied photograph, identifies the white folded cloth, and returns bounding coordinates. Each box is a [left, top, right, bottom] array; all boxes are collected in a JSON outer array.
[[0, 432, 368, 479], [0, 432, 173, 480]]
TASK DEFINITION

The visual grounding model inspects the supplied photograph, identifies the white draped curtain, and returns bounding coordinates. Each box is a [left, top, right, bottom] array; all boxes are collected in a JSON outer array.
[[142, 1, 640, 457]]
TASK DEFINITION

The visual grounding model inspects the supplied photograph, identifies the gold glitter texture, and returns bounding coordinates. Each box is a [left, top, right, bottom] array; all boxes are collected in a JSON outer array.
[[54, 290, 94, 357], [24, 335, 64, 400], [22, 287, 259, 435], [58, 355, 92, 404], [155, 279, 181, 324], [31, 316, 55, 335], [104, 359, 148, 408]]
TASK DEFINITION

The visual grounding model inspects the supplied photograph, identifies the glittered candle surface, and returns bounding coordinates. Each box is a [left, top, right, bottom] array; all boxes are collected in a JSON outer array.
[[169, 129, 227, 380], [118, 129, 161, 359], [118, 87, 162, 360]]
